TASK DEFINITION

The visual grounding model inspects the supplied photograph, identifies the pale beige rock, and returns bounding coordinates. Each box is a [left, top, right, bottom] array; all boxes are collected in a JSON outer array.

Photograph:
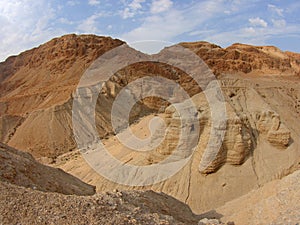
[[0, 142, 95, 196], [256, 110, 291, 147], [1, 35, 300, 217], [197, 98, 252, 174], [217, 170, 300, 225], [57, 76, 300, 214]]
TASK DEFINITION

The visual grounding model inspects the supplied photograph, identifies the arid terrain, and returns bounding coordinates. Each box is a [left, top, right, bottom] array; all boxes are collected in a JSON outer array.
[[0, 34, 299, 224]]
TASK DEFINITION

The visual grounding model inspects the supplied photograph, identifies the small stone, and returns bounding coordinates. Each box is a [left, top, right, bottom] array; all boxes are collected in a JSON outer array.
[[198, 218, 221, 225], [198, 218, 209, 225], [227, 222, 235, 225]]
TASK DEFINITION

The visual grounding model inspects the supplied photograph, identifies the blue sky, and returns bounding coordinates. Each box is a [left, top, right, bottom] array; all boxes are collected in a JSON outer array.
[[0, 0, 299, 61]]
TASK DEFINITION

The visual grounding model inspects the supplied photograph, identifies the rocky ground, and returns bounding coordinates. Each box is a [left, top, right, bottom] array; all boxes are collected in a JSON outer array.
[[1, 167, 299, 224], [0, 181, 200, 225], [0, 142, 201, 224], [0, 34, 299, 224]]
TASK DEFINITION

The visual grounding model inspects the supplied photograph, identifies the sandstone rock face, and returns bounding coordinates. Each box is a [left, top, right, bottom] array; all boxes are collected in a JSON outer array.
[[153, 86, 292, 175], [181, 42, 300, 76], [57, 75, 300, 213], [0, 114, 24, 143], [1, 35, 299, 159], [196, 99, 252, 174], [0, 34, 124, 115], [7, 99, 76, 158], [152, 85, 291, 174], [256, 110, 290, 147], [152, 93, 252, 175], [0, 142, 95, 196], [0, 34, 300, 215], [0, 34, 124, 157]]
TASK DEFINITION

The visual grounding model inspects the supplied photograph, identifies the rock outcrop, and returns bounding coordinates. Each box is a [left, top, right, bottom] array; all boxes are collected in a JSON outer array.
[[0, 34, 299, 215], [1, 35, 299, 159], [57, 75, 300, 213], [0, 142, 95, 196], [0, 34, 124, 158], [0, 34, 124, 114], [196, 98, 252, 174], [0, 181, 200, 225], [256, 110, 290, 147], [181, 42, 300, 76]]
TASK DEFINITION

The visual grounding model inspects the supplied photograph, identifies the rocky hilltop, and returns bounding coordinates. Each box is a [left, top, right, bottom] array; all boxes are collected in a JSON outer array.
[[0, 34, 300, 224], [181, 41, 300, 76], [0, 34, 123, 157], [0, 34, 123, 118]]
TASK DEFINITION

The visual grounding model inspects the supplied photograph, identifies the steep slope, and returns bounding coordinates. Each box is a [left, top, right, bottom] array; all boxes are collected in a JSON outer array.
[[0, 142, 95, 196], [0, 35, 201, 158], [1, 34, 300, 215], [1, 35, 300, 158], [56, 58, 300, 213], [57, 74, 300, 213], [0, 34, 124, 113], [0, 181, 200, 225], [0, 34, 124, 158], [216, 169, 300, 224]]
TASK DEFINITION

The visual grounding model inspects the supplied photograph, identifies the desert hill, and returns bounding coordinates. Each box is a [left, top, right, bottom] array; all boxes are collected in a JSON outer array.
[[181, 41, 300, 76], [0, 34, 299, 159], [0, 34, 123, 157], [0, 142, 95, 195], [0, 34, 299, 222]]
